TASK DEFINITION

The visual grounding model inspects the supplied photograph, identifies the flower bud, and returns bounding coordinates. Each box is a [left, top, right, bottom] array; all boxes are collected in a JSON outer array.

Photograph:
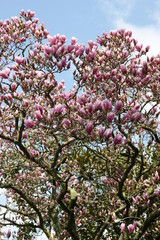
[[106, 112, 115, 122], [131, 112, 141, 122], [120, 64, 127, 74], [24, 119, 34, 128], [54, 104, 63, 113], [114, 135, 122, 145], [115, 100, 123, 111], [112, 69, 117, 76], [86, 122, 93, 134], [0, 68, 10, 79], [35, 110, 42, 121], [98, 126, 105, 138], [5, 93, 12, 101], [11, 83, 17, 91], [102, 99, 112, 111], [128, 224, 135, 234], [120, 223, 125, 233], [104, 128, 112, 139], [93, 66, 98, 74], [155, 171, 159, 180]]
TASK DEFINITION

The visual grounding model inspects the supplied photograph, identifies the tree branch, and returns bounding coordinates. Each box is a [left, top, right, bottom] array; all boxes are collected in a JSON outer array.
[[0, 183, 52, 239], [135, 209, 160, 240]]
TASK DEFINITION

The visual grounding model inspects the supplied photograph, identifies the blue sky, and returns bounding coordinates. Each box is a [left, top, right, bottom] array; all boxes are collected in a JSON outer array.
[[0, 0, 160, 55]]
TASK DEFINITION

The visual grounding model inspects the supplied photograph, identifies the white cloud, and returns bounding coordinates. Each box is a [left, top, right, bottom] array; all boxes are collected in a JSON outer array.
[[115, 19, 160, 56], [97, 0, 136, 20], [97, 0, 160, 56]]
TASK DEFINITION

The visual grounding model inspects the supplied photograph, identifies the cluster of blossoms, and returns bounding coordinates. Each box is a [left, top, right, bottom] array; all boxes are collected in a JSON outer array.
[[0, 10, 159, 240]]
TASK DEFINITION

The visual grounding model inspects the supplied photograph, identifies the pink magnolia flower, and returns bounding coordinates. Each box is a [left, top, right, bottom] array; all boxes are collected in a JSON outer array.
[[104, 128, 112, 139], [86, 122, 94, 134], [147, 199, 150, 206], [102, 99, 112, 111], [131, 112, 141, 122], [54, 104, 63, 113], [11, 83, 17, 91], [24, 100, 29, 108], [24, 119, 34, 128], [98, 126, 105, 138], [44, 45, 51, 55], [35, 110, 42, 121], [145, 45, 150, 52], [28, 10, 35, 18], [104, 72, 110, 80], [15, 56, 25, 64], [60, 34, 66, 43], [62, 118, 70, 128], [67, 45, 75, 53], [77, 96, 86, 105], [106, 112, 115, 122], [92, 66, 99, 74], [94, 100, 101, 111], [120, 223, 126, 232], [87, 103, 93, 113], [61, 57, 66, 68], [22, 132, 28, 138], [123, 111, 130, 123], [71, 37, 77, 45], [112, 212, 116, 221], [5, 93, 12, 101], [0, 68, 10, 79], [106, 50, 110, 57], [112, 69, 117, 76], [103, 177, 107, 183], [155, 171, 159, 180], [128, 224, 135, 234], [4, 34, 9, 41], [47, 35, 56, 45], [115, 100, 123, 111], [35, 104, 44, 115], [114, 135, 122, 145], [123, 50, 128, 58], [57, 62, 62, 71], [120, 64, 127, 74], [155, 189, 159, 196]]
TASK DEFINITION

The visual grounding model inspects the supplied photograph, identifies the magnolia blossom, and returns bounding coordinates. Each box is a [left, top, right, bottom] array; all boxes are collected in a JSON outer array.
[[115, 100, 123, 111], [155, 171, 159, 180], [62, 118, 70, 128], [86, 122, 94, 134], [102, 99, 112, 111], [128, 224, 135, 234], [5, 93, 12, 101], [0, 67, 10, 78], [35, 110, 42, 121], [24, 119, 34, 128], [104, 128, 112, 139], [11, 82, 17, 91], [15, 56, 25, 64], [131, 112, 141, 122], [54, 104, 63, 113], [106, 112, 115, 122], [98, 126, 105, 138], [120, 223, 125, 232], [114, 135, 122, 145]]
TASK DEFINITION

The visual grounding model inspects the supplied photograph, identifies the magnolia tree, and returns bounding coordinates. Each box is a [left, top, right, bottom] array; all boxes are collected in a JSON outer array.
[[0, 10, 160, 240]]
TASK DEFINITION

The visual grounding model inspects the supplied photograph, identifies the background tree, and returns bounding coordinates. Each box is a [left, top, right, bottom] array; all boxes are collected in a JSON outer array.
[[0, 10, 159, 240]]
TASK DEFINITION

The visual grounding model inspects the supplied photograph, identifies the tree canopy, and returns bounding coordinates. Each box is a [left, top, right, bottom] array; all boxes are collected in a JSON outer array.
[[0, 10, 160, 240]]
